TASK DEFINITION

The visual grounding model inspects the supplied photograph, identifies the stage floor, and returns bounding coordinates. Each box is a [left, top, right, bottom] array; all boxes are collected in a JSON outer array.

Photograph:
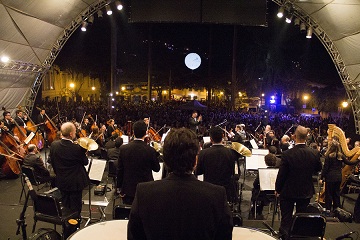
[[0, 149, 359, 239]]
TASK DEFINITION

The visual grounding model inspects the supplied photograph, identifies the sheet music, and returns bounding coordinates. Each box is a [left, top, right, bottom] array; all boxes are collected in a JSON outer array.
[[85, 158, 106, 182], [251, 148, 269, 155], [245, 155, 267, 170], [203, 136, 211, 143], [259, 168, 279, 191], [250, 139, 258, 149], [121, 135, 129, 145], [24, 132, 35, 144]]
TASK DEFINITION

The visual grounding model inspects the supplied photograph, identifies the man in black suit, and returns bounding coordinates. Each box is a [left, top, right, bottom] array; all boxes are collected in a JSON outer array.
[[117, 120, 160, 205], [23, 144, 55, 187], [36, 108, 47, 141], [2, 111, 15, 133], [50, 122, 89, 216], [188, 110, 202, 133], [14, 110, 32, 136], [195, 126, 238, 202], [275, 125, 322, 238], [128, 128, 233, 240]]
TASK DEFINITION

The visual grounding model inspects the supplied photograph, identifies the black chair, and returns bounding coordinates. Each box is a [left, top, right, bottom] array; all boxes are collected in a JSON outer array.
[[19, 165, 49, 202], [31, 193, 79, 237], [288, 213, 326, 239], [113, 204, 131, 220]]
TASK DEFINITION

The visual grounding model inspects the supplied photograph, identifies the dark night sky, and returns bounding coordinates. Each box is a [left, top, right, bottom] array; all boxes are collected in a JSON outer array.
[[55, 1, 342, 92]]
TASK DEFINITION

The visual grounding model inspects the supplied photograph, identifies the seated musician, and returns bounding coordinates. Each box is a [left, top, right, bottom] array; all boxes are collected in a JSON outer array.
[[23, 144, 56, 187], [89, 126, 105, 158], [128, 128, 233, 240], [230, 124, 245, 144], [81, 118, 91, 136], [195, 126, 238, 203], [107, 137, 123, 169], [250, 153, 277, 219], [104, 132, 119, 149]]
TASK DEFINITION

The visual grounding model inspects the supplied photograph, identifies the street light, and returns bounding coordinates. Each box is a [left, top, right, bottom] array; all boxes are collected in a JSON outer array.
[[342, 101, 349, 108], [303, 94, 309, 111], [69, 83, 75, 89]]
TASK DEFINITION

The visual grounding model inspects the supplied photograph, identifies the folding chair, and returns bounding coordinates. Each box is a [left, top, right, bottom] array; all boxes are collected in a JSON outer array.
[[31, 193, 79, 238], [19, 165, 49, 202], [113, 204, 131, 220], [288, 213, 326, 239]]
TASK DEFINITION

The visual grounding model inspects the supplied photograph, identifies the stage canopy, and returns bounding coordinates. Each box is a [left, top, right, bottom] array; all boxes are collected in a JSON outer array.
[[1, 0, 360, 132]]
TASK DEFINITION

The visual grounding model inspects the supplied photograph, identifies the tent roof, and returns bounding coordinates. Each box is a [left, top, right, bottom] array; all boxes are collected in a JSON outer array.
[[1, 1, 360, 130], [180, 100, 208, 110]]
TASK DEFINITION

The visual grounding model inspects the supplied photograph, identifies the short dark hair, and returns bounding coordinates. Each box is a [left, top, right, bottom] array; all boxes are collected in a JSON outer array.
[[115, 137, 123, 148], [209, 126, 223, 143], [264, 153, 277, 167], [133, 120, 147, 138], [15, 110, 22, 115], [163, 128, 199, 175], [3, 111, 10, 117]]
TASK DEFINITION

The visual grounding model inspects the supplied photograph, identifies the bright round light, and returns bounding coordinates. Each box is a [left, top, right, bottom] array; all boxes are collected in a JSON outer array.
[[185, 53, 201, 70], [91, 86, 95, 90], [342, 101, 349, 108], [69, 83, 75, 88], [303, 95, 309, 100], [1, 56, 10, 63]]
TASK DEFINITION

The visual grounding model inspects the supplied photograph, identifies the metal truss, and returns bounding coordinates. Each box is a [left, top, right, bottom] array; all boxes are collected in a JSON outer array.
[[273, 0, 360, 134], [0, 60, 46, 73], [24, 0, 113, 115]]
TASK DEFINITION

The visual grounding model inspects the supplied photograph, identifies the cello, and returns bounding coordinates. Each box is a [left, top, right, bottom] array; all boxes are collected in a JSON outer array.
[[18, 106, 45, 150], [0, 140, 22, 178], [36, 107, 58, 144]]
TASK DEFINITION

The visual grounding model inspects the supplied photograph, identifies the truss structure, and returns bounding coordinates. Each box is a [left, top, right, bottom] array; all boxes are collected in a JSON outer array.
[[273, 0, 360, 134], [23, 0, 113, 115]]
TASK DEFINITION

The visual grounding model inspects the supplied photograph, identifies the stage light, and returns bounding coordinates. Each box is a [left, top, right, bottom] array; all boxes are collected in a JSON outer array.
[[106, 5, 112, 15], [294, 18, 300, 26], [91, 86, 95, 90], [300, 22, 306, 32], [88, 15, 94, 24], [306, 27, 312, 39], [81, 22, 88, 31], [277, 7, 284, 18], [1, 56, 10, 63], [97, 10, 103, 18], [115, 1, 123, 10], [285, 14, 293, 24]]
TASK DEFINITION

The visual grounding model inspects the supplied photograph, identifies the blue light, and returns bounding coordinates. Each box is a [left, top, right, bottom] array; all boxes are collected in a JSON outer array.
[[270, 95, 276, 104]]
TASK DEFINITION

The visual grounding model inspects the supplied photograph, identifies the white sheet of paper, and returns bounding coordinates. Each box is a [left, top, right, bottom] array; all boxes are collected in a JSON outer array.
[[85, 159, 107, 182], [121, 135, 129, 145], [259, 168, 279, 191], [251, 148, 269, 155], [152, 162, 163, 181], [245, 155, 267, 170], [203, 136, 211, 143], [250, 139, 258, 149]]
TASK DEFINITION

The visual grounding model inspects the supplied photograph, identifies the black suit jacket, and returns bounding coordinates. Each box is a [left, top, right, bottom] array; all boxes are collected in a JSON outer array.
[[23, 153, 50, 181], [117, 140, 160, 198], [50, 139, 89, 191], [275, 144, 322, 199], [14, 116, 27, 127], [3, 119, 15, 133], [128, 174, 233, 240], [189, 117, 200, 133], [196, 144, 237, 200]]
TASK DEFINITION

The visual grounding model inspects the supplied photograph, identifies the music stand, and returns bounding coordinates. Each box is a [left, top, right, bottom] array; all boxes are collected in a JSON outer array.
[[258, 168, 279, 227], [83, 157, 107, 226]]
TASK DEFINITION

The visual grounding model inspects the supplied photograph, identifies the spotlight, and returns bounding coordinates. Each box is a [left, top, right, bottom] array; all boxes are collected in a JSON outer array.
[[306, 27, 312, 39], [1, 56, 10, 63], [87, 15, 94, 24], [97, 10, 103, 18], [294, 18, 300, 26], [300, 22, 306, 32], [115, 1, 123, 10], [285, 14, 293, 24], [81, 22, 88, 32], [277, 7, 284, 18], [106, 5, 112, 15]]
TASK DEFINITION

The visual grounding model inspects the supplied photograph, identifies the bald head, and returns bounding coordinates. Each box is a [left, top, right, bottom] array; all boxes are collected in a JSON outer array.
[[295, 125, 308, 143], [61, 122, 76, 140]]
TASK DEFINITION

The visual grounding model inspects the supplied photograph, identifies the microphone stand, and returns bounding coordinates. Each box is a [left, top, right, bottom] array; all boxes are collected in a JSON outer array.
[[16, 174, 36, 240]]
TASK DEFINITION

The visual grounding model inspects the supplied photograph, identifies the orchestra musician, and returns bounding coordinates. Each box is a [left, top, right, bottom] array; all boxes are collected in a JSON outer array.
[[14, 110, 32, 135], [117, 120, 160, 205], [3, 111, 15, 133], [81, 118, 91, 136], [195, 126, 239, 202], [106, 119, 116, 140], [230, 124, 246, 144], [36, 108, 47, 137], [50, 122, 89, 217], [128, 128, 233, 240], [189, 110, 202, 134]]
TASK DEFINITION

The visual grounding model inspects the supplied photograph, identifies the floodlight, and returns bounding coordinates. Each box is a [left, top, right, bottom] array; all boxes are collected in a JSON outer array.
[[294, 18, 300, 26], [88, 15, 94, 24], [97, 10, 103, 18], [306, 27, 312, 39], [81, 22, 88, 32], [285, 14, 293, 24], [106, 5, 112, 15], [277, 7, 284, 18], [115, 1, 123, 10], [300, 22, 306, 32]]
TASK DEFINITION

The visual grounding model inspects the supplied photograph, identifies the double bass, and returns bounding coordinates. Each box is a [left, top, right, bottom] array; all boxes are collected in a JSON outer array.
[[0, 140, 22, 178], [36, 107, 58, 144], [18, 106, 45, 150]]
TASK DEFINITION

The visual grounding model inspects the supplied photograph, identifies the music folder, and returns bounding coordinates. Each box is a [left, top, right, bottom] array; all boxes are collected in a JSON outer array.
[[258, 168, 279, 191], [85, 158, 106, 183]]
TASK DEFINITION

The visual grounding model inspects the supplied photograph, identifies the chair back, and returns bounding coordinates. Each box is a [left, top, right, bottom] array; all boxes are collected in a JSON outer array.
[[289, 213, 326, 239], [22, 165, 39, 186], [33, 194, 62, 217], [113, 204, 131, 219]]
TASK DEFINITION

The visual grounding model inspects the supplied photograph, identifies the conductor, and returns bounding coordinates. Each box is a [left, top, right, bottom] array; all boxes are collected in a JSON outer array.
[[189, 110, 202, 133], [50, 122, 89, 216]]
